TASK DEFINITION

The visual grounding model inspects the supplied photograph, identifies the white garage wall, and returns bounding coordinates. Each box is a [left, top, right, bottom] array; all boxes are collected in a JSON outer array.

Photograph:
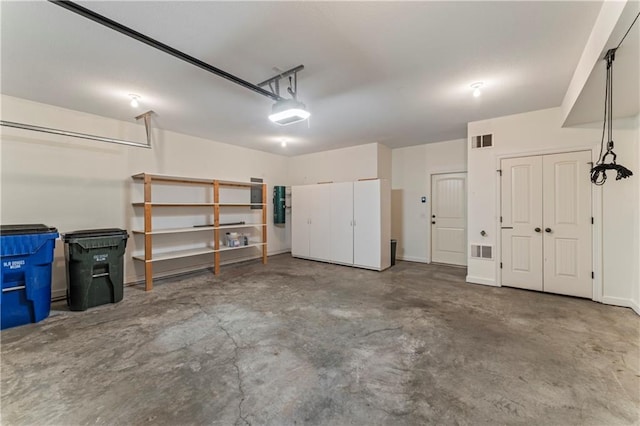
[[1, 95, 290, 298], [391, 139, 467, 262], [467, 107, 639, 313]]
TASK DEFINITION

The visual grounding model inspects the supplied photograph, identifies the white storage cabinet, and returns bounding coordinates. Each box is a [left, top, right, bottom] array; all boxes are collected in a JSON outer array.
[[292, 179, 390, 271]]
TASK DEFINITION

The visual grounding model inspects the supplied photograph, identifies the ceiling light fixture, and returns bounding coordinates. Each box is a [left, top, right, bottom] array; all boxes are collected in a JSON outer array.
[[269, 100, 310, 126], [471, 82, 484, 98], [129, 94, 140, 108], [259, 66, 310, 126], [280, 140, 287, 148]]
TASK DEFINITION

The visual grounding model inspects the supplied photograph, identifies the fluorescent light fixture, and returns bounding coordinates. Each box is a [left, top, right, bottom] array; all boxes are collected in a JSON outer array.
[[471, 82, 483, 98], [129, 94, 140, 108], [269, 99, 310, 126]]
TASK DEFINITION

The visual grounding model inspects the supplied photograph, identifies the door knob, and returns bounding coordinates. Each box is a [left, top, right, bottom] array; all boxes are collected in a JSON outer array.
[[545, 228, 552, 233], [535, 227, 541, 233]]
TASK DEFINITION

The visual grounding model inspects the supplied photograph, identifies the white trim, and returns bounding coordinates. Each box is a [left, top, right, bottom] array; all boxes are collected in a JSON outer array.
[[466, 276, 499, 286], [602, 296, 640, 315], [495, 146, 602, 302], [397, 255, 428, 263]]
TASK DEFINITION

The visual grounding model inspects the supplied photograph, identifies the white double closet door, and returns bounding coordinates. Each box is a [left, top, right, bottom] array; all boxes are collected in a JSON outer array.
[[501, 151, 592, 298]]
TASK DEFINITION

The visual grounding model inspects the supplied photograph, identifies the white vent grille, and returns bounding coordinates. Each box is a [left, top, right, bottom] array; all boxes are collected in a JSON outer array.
[[471, 134, 493, 149], [471, 244, 493, 259]]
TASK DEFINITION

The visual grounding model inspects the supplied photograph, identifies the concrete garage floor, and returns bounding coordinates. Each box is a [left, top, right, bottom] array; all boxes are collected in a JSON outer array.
[[1, 255, 638, 425]]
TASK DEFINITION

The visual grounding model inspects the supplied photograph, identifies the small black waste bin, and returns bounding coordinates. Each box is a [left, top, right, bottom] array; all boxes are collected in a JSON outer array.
[[391, 239, 397, 266], [63, 228, 128, 311]]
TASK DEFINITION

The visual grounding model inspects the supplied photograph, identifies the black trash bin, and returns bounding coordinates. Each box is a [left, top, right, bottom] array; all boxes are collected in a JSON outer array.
[[391, 239, 397, 266], [63, 228, 128, 311]]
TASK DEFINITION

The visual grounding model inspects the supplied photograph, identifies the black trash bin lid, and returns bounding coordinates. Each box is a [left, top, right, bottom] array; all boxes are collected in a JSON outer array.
[[0, 224, 58, 235], [63, 228, 128, 241]]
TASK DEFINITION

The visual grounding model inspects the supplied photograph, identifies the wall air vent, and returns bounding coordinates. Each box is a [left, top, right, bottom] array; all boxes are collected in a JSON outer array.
[[471, 134, 493, 149], [470, 244, 493, 260]]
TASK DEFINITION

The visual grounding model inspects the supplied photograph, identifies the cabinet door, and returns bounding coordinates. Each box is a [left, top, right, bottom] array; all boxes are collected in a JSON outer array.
[[291, 186, 311, 257], [501, 156, 544, 291], [542, 151, 592, 298], [354, 180, 381, 269], [309, 184, 332, 261], [330, 182, 354, 265]]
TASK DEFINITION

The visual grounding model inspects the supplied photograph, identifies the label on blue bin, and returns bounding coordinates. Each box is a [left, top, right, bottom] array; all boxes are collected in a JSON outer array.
[[93, 253, 108, 262], [3, 260, 25, 270]]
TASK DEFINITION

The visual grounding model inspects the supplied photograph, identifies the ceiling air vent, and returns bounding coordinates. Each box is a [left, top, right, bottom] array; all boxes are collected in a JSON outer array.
[[470, 244, 493, 260], [471, 134, 493, 149]]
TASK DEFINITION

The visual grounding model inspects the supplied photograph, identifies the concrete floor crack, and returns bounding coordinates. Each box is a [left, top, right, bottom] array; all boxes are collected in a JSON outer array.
[[189, 298, 251, 425], [361, 326, 403, 338], [217, 322, 250, 426]]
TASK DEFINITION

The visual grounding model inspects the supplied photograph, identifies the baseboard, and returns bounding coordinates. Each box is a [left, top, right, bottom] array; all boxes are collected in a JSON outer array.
[[397, 256, 428, 263], [466, 276, 499, 287], [602, 296, 640, 315]]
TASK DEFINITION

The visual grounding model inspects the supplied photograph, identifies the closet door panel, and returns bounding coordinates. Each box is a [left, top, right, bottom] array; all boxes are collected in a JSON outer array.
[[291, 186, 311, 258], [500, 156, 543, 291], [353, 180, 381, 269], [330, 182, 354, 265], [309, 185, 332, 261], [542, 151, 592, 298]]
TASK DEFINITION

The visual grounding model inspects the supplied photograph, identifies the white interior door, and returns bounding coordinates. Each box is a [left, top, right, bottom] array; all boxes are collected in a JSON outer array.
[[501, 156, 544, 291], [500, 151, 592, 299], [330, 182, 354, 265], [431, 173, 467, 266], [309, 184, 332, 261], [291, 186, 311, 257], [354, 180, 381, 269], [542, 151, 592, 298]]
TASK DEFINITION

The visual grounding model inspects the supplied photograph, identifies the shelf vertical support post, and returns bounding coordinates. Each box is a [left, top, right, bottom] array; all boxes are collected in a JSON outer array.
[[262, 182, 268, 264], [143, 173, 153, 291], [213, 180, 221, 275]]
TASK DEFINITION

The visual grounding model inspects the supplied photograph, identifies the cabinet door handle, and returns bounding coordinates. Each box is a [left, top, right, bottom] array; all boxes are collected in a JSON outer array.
[[432, 221, 436, 225], [535, 227, 541, 233], [545, 228, 552, 233]]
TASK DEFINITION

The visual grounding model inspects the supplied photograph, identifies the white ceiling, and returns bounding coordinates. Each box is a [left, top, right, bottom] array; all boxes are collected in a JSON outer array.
[[1, 1, 603, 156]]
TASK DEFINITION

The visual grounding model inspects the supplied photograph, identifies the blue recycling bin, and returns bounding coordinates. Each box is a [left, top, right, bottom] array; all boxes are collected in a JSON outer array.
[[1, 224, 59, 330]]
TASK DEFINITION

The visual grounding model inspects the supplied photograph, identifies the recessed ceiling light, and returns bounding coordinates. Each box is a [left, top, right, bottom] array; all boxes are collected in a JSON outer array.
[[129, 94, 140, 108], [281, 140, 287, 148], [471, 82, 484, 98]]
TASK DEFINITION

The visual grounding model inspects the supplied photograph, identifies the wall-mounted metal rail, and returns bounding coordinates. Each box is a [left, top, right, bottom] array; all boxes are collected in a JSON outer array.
[[1, 112, 153, 149]]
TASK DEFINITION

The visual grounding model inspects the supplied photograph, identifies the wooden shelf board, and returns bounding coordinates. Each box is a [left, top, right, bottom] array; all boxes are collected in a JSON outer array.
[[133, 247, 216, 262], [218, 243, 266, 252], [132, 202, 215, 207], [132, 173, 264, 188], [218, 203, 266, 207], [131, 226, 216, 235], [218, 224, 265, 229], [132, 173, 214, 184], [218, 180, 263, 188]]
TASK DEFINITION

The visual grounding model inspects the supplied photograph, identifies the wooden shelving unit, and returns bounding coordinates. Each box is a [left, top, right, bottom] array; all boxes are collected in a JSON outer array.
[[131, 173, 267, 291]]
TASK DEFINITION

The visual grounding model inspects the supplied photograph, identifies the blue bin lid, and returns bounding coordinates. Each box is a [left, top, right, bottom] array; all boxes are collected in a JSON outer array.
[[0, 224, 58, 235], [63, 228, 128, 241]]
